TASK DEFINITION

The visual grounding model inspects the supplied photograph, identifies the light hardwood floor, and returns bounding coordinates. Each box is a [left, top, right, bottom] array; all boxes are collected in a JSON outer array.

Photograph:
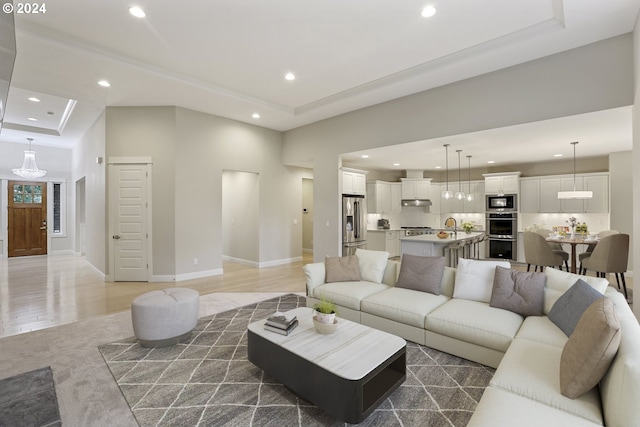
[[0, 253, 311, 338]]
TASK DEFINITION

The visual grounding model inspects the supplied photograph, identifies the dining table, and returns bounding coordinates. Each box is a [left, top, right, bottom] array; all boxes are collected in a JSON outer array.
[[545, 235, 598, 274]]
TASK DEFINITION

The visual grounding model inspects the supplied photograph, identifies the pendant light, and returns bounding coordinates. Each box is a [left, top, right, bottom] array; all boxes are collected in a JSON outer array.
[[454, 149, 465, 200], [557, 141, 592, 199], [441, 144, 453, 199], [12, 138, 47, 179], [466, 155, 473, 202]]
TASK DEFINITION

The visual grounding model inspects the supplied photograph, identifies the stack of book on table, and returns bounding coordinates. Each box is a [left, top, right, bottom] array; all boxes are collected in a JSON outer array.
[[264, 312, 298, 335]]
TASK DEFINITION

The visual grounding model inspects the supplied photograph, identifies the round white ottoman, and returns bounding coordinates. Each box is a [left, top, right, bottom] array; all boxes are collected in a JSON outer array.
[[131, 288, 199, 348]]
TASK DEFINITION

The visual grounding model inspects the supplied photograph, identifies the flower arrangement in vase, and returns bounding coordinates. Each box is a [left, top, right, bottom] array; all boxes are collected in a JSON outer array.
[[566, 217, 578, 238], [462, 222, 475, 233]]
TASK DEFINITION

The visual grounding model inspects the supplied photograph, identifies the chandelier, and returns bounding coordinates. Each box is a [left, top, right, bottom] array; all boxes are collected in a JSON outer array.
[[12, 138, 47, 179], [557, 141, 592, 199]]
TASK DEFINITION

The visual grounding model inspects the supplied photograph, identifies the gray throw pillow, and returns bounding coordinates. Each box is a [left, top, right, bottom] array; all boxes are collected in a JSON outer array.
[[395, 254, 445, 295], [325, 255, 361, 283], [560, 297, 621, 399], [548, 279, 603, 337], [489, 266, 546, 317]]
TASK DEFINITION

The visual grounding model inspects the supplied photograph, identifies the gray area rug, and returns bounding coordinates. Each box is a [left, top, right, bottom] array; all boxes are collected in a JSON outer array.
[[0, 366, 61, 427], [99, 294, 494, 426]]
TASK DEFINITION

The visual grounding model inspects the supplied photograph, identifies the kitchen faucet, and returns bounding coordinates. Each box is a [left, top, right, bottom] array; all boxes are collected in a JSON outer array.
[[445, 217, 457, 239]]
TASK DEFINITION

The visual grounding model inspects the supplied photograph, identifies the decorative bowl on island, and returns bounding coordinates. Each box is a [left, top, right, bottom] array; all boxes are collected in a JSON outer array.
[[437, 231, 449, 239], [313, 316, 338, 334]]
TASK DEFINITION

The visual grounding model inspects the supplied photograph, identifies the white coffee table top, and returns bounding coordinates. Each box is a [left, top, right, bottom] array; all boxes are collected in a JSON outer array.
[[248, 307, 406, 380]]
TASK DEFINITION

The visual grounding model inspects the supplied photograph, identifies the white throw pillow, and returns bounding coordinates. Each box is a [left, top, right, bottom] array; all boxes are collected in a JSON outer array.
[[453, 258, 511, 303], [355, 248, 389, 283], [543, 267, 609, 314]]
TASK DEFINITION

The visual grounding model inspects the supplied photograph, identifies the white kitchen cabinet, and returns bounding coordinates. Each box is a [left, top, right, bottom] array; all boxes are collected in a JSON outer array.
[[539, 178, 562, 213], [520, 179, 540, 213], [367, 181, 402, 214], [342, 169, 367, 195], [367, 230, 400, 257], [584, 175, 609, 213], [532, 174, 609, 214], [473, 181, 486, 213], [401, 178, 431, 199], [484, 172, 520, 195], [390, 183, 402, 214], [429, 182, 442, 214]]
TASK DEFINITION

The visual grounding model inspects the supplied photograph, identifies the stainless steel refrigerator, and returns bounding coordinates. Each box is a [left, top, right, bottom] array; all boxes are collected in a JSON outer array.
[[342, 195, 367, 256]]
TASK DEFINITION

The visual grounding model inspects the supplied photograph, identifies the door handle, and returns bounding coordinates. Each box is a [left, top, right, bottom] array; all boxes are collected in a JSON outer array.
[[113, 235, 121, 240]]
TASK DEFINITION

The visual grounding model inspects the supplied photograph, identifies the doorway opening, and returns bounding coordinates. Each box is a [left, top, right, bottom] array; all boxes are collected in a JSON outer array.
[[302, 178, 313, 257]]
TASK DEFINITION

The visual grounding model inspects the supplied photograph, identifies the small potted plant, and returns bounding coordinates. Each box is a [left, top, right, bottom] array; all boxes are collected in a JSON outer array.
[[313, 295, 338, 325], [462, 222, 475, 234]]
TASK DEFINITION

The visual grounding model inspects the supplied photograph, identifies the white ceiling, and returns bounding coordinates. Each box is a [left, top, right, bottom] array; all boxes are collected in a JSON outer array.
[[1, 0, 639, 161]]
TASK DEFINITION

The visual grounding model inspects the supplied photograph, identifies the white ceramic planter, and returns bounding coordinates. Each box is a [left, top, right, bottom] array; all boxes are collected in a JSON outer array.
[[314, 310, 336, 324]]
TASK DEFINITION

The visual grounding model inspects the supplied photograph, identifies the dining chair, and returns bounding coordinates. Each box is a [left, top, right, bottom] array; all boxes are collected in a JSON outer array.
[[535, 228, 570, 260], [581, 233, 629, 299], [578, 230, 619, 274], [523, 231, 569, 272]]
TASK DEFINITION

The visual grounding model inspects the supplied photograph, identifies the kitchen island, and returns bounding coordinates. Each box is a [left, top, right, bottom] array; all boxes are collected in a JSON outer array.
[[400, 231, 485, 265]]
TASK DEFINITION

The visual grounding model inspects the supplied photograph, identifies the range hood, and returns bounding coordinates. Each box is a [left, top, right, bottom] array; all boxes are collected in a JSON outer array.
[[401, 199, 432, 207]]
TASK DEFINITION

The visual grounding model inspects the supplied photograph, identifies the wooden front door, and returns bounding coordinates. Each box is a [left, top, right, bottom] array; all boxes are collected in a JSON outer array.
[[8, 181, 48, 257]]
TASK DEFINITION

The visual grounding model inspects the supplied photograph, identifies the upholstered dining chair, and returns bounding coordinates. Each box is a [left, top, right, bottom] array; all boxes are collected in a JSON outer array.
[[578, 230, 619, 275], [581, 233, 629, 299], [535, 228, 570, 260], [523, 231, 569, 272]]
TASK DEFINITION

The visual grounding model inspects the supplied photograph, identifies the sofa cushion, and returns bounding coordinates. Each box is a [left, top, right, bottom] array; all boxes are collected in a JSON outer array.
[[600, 288, 640, 427], [543, 267, 608, 314], [426, 299, 523, 352], [548, 279, 603, 337], [491, 339, 603, 425], [312, 282, 390, 310], [303, 262, 326, 292], [560, 297, 621, 399], [515, 316, 568, 348], [489, 266, 545, 317], [361, 287, 449, 329], [468, 387, 603, 427], [355, 248, 389, 283], [453, 258, 511, 303], [325, 255, 361, 283], [395, 254, 445, 295]]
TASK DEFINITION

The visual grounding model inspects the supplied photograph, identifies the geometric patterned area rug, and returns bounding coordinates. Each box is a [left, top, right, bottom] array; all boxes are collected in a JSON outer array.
[[0, 366, 61, 427], [98, 294, 494, 427]]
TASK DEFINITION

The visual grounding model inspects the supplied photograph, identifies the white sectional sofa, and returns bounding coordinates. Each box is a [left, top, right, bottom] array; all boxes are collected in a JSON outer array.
[[303, 250, 640, 427]]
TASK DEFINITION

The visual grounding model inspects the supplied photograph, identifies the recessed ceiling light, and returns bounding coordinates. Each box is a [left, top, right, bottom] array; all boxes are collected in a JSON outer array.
[[252, 113, 260, 119], [421, 6, 436, 18], [393, 163, 400, 166], [27, 117, 38, 121], [435, 166, 442, 169], [98, 80, 111, 87], [129, 6, 146, 18], [361, 155, 369, 158], [487, 160, 495, 164], [285, 72, 296, 81], [28, 97, 40, 102], [553, 154, 563, 157]]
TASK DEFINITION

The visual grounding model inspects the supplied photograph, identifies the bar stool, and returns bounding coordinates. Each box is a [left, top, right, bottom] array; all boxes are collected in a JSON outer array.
[[444, 241, 466, 268]]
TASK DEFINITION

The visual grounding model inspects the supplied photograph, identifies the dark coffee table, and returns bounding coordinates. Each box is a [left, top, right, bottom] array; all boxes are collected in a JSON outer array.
[[247, 307, 406, 423]]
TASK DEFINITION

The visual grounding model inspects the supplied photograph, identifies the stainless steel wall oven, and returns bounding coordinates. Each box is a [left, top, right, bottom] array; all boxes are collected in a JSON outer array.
[[486, 212, 517, 260]]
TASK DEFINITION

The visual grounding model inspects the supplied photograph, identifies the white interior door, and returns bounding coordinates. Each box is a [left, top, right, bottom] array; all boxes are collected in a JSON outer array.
[[110, 164, 149, 281]]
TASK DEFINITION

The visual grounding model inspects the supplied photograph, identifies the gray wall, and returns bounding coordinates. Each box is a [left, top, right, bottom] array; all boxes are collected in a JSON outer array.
[[283, 35, 634, 262], [609, 151, 634, 274], [89, 105, 313, 279], [72, 112, 106, 273], [633, 20, 640, 314], [222, 170, 260, 264]]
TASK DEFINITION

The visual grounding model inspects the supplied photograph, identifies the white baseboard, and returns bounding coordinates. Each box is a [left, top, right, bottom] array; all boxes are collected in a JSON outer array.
[[303, 248, 313, 254], [222, 255, 304, 268], [85, 260, 107, 281], [174, 268, 223, 282], [259, 256, 302, 268]]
